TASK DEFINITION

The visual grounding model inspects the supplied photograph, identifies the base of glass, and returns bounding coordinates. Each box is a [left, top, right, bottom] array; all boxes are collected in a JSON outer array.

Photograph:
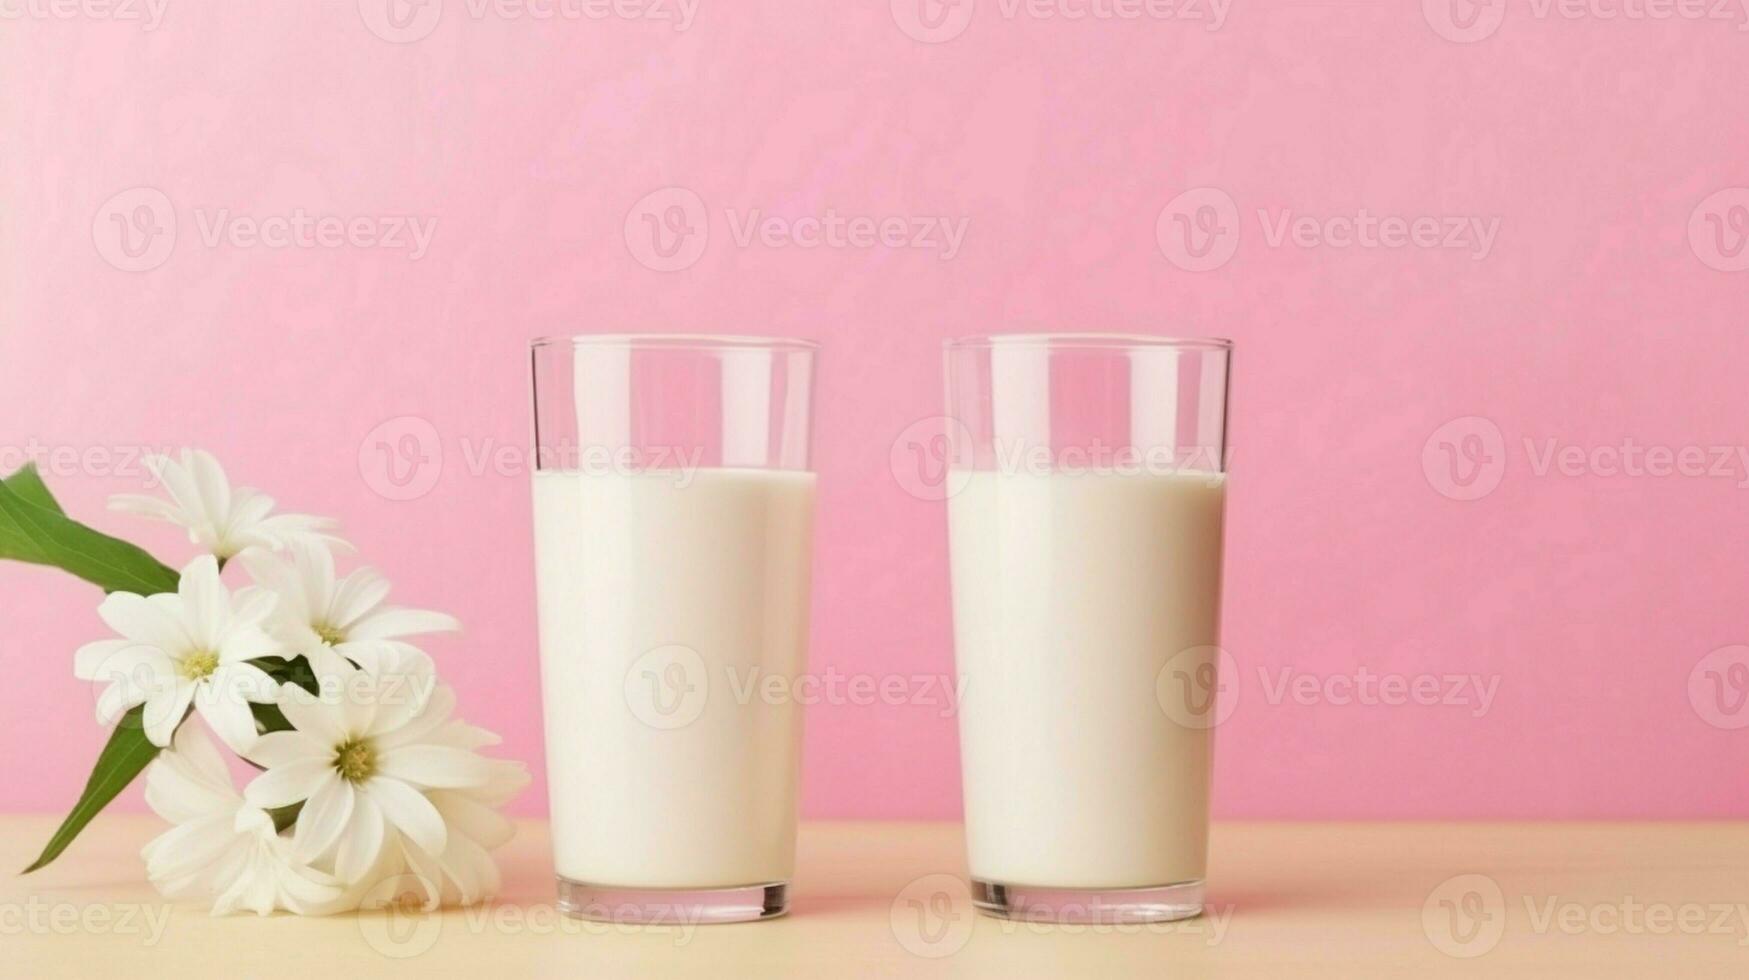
[[970, 878, 1204, 924], [555, 878, 789, 924]]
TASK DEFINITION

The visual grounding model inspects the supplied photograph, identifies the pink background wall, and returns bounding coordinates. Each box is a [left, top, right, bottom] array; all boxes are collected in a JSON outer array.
[[3, 2, 1748, 821]]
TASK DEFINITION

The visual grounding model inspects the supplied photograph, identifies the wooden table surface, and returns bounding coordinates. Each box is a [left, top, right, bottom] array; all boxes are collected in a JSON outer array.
[[3, 816, 1746, 977]]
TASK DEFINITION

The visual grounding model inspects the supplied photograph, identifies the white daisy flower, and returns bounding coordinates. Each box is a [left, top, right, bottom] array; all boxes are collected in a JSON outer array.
[[110, 449, 347, 559], [74, 555, 283, 750], [240, 542, 458, 680], [389, 712, 529, 908], [241, 673, 502, 888], [141, 723, 347, 916]]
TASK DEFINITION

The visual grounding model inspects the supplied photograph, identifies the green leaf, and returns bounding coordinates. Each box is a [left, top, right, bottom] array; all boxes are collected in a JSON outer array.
[[0, 471, 180, 595], [251, 655, 321, 695], [268, 802, 304, 834], [3, 464, 65, 514], [249, 701, 294, 738], [22, 706, 162, 873]]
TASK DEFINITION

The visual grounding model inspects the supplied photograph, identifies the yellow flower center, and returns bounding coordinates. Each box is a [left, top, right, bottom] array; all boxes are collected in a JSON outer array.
[[334, 737, 377, 784], [180, 650, 220, 681], [315, 623, 347, 646]]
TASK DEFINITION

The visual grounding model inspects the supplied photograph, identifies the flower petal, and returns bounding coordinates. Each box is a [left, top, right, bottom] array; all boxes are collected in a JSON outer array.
[[329, 567, 392, 632], [76, 641, 170, 688], [297, 540, 337, 625], [97, 592, 190, 652], [177, 554, 227, 651], [377, 745, 496, 790], [142, 682, 198, 747], [346, 607, 460, 643], [304, 644, 359, 684], [277, 685, 347, 743], [228, 586, 279, 633], [245, 730, 327, 769], [362, 778, 446, 857], [256, 512, 349, 553], [359, 666, 436, 735], [334, 790, 385, 884], [96, 680, 149, 727], [197, 692, 260, 754], [293, 777, 355, 864], [184, 449, 234, 536], [244, 760, 334, 809], [141, 815, 236, 891], [74, 639, 131, 680], [209, 662, 279, 705], [374, 685, 455, 749], [107, 493, 181, 522], [431, 790, 517, 850], [218, 625, 282, 665]]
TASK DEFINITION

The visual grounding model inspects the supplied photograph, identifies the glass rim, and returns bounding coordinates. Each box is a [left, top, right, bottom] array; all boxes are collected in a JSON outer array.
[[529, 333, 819, 353], [944, 332, 1233, 352]]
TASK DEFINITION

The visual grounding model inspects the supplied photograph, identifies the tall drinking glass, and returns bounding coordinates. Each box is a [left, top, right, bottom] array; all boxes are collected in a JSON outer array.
[[943, 333, 1232, 923], [529, 334, 816, 923]]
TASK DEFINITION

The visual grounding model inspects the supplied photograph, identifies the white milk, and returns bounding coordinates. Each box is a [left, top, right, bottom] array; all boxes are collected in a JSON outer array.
[[532, 468, 815, 889], [948, 469, 1226, 889]]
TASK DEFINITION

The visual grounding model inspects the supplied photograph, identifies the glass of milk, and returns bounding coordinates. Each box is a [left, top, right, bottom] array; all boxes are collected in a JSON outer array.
[[943, 333, 1232, 924], [529, 334, 816, 923]]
